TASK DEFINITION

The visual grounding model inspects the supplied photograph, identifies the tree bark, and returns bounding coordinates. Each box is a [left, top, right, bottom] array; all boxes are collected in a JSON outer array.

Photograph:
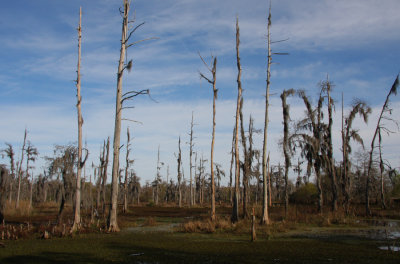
[[232, 16, 242, 223], [72, 7, 83, 232], [261, 6, 272, 225], [108, 0, 130, 232], [210, 61, 217, 221]]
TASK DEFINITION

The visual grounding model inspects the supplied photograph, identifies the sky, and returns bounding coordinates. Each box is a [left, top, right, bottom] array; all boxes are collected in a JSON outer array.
[[0, 0, 399, 186]]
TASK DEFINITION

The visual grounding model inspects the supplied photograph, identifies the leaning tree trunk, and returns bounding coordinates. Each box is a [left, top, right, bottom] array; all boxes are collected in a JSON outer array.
[[232, 16, 242, 223], [108, 0, 130, 232], [366, 75, 398, 215], [72, 7, 83, 232]]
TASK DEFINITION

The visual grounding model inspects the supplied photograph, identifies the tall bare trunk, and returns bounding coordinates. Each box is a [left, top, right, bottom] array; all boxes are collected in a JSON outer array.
[[199, 53, 217, 220], [232, 16, 242, 223], [72, 7, 83, 232], [108, 0, 130, 232], [261, 6, 272, 225]]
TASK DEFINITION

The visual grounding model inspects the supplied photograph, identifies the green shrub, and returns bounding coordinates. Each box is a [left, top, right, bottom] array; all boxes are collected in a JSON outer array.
[[290, 183, 318, 204]]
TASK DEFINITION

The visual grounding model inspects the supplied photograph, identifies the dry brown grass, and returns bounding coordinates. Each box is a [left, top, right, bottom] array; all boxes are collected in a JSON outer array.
[[181, 217, 233, 233], [4, 201, 33, 217]]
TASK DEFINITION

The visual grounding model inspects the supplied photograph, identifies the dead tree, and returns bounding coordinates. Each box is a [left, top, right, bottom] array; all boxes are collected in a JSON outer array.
[[72, 7, 89, 232], [280, 89, 295, 218], [16, 128, 27, 209], [199, 53, 217, 221], [188, 112, 195, 207], [108, 0, 154, 232], [366, 75, 399, 215], [232, 16, 242, 223], [260, 6, 272, 225]]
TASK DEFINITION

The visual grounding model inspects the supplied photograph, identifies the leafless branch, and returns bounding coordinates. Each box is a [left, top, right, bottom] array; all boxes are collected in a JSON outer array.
[[125, 22, 145, 43], [122, 118, 143, 125], [198, 52, 212, 72], [127, 37, 159, 48]]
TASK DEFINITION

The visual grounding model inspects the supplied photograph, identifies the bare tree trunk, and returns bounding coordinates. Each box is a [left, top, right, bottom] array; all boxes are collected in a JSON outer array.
[[16, 129, 27, 209], [210, 75, 217, 221], [232, 16, 242, 223], [199, 53, 217, 221], [72, 7, 83, 232], [261, 6, 272, 225], [108, 0, 130, 232]]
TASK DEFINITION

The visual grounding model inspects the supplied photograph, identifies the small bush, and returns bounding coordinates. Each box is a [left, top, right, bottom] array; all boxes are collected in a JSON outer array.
[[290, 183, 318, 204]]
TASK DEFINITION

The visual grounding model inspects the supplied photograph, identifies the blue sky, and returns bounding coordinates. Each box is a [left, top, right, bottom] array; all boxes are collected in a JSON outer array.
[[0, 0, 399, 185]]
